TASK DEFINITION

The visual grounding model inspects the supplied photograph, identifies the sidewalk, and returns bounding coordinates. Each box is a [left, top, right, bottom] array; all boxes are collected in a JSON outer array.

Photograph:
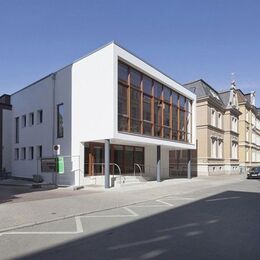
[[0, 175, 245, 232], [0, 178, 34, 187]]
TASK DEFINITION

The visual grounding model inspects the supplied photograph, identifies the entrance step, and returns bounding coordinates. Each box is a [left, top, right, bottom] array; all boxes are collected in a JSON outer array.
[[114, 175, 147, 186]]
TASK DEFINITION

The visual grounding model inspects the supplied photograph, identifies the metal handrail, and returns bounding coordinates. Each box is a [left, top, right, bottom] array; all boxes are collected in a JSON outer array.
[[134, 163, 143, 176], [111, 163, 122, 184], [85, 162, 123, 184]]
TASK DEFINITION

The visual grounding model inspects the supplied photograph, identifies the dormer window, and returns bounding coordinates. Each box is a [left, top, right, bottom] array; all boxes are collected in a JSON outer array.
[[209, 89, 219, 100]]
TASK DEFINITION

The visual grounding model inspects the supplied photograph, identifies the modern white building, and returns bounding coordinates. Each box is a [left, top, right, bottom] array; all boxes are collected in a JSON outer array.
[[2, 42, 196, 187]]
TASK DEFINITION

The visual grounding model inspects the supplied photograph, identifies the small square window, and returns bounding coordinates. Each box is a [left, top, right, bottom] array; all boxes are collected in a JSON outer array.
[[28, 147, 34, 160], [22, 115, 26, 127], [29, 112, 34, 126], [37, 110, 43, 124], [15, 148, 19, 160], [21, 147, 26, 160], [36, 145, 42, 158]]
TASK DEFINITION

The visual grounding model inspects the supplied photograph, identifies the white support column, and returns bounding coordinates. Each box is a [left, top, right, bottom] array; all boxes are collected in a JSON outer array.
[[78, 142, 85, 186], [157, 145, 161, 182], [105, 139, 110, 188], [187, 149, 191, 179]]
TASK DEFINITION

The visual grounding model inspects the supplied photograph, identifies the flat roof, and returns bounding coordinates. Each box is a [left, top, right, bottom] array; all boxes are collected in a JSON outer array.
[[12, 41, 186, 96]]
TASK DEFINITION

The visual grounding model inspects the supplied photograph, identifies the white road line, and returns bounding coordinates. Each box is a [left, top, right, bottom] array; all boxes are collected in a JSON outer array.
[[158, 223, 199, 233], [0, 199, 175, 236], [130, 205, 170, 208], [80, 215, 134, 218], [162, 197, 195, 201], [75, 216, 83, 233], [129, 199, 173, 208], [206, 196, 240, 202], [156, 199, 174, 207], [123, 207, 139, 217], [108, 235, 170, 250]]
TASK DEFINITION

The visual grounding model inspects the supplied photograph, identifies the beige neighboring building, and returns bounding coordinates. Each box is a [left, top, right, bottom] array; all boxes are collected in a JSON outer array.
[[237, 90, 260, 171], [182, 79, 241, 176]]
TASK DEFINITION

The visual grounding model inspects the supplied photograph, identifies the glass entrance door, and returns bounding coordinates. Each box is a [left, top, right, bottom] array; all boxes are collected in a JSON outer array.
[[125, 146, 134, 173], [93, 144, 104, 175], [84, 142, 144, 176], [113, 145, 124, 174]]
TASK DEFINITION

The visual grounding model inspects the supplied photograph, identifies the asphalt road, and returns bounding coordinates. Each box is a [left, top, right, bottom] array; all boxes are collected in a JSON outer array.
[[0, 177, 260, 260]]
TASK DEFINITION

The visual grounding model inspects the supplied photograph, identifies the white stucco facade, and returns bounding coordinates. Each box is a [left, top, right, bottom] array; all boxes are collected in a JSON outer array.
[[5, 42, 196, 186]]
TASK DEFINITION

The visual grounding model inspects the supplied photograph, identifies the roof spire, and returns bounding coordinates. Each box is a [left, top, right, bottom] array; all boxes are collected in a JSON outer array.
[[230, 72, 236, 89]]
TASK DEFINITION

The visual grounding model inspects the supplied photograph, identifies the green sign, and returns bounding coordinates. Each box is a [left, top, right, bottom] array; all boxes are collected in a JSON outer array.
[[57, 157, 64, 174]]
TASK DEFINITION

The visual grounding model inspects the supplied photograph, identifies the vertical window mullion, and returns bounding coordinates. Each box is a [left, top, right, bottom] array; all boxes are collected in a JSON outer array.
[[170, 92, 173, 139], [140, 75, 144, 134], [184, 98, 187, 142], [161, 88, 164, 138], [151, 80, 155, 136], [177, 95, 180, 141], [127, 67, 131, 132]]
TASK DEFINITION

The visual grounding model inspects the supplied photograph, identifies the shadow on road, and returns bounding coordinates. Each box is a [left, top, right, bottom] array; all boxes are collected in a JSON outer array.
[[0, 185, 56, 204], [18, 190, 260, 260]]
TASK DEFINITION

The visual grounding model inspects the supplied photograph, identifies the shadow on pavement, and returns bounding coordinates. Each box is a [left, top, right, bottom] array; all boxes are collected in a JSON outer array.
[[19, 190, 260, 260], [0, 185, 56, 204]]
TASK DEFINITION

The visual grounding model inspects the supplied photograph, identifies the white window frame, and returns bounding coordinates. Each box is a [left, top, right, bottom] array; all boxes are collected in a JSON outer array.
[[29, 112, 34, 126], [218, 139, 223, 159], [36, 145, 42, 159], [22, 115, 26, 128], [28, 146, 34, 160], [218, 113, 222, 129], [37, 110, 43, 124], [21, 147, 26, 160], [14, 148, 19, 160], [211, 109, 216, 127], [211, 137, 217, 158], [232, 141, 238, 159]]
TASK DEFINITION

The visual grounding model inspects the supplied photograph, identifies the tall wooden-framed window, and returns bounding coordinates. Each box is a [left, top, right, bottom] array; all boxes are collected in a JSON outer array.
[[57, 103, 64, 138], [143, 75, 153, 136], [163, 86, 171, 139], [179, 95, 186, 141], [172, 92, 179, 140], [118, 62, 129, 132], [117, 61, 192, 143], [130, 68, 142, 133], [186, 100, 192, 142], [154, 81, 163, 137]]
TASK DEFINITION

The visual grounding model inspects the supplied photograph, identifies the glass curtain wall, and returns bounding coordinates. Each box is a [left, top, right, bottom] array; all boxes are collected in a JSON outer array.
[[118, 61, 192, 143]]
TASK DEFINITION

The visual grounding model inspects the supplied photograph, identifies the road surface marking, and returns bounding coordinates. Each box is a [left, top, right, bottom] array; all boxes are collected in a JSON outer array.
[[108, 235, 170, 250], [162, 196, 195, 201], [156, 199, 174, 206], [0, 199, 174, 236], [75, 216, 83, 233], [206, 196, 240, 202], [123, 207, 139, 216]]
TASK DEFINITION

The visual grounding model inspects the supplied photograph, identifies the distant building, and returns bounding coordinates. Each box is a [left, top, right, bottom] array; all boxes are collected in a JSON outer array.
[[0, 94, 12, 173], [237, 90, 260, 171], [183, 79, 242, 176]]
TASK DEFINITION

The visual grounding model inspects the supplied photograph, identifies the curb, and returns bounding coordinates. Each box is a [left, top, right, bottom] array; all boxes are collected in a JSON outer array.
[[0, 176, 244, 234], [0, 183, 56, 188], [0, 191, 193, 234]]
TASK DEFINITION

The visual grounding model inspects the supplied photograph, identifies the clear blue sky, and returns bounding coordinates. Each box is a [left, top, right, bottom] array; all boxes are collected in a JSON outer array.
[[0, 0, 260, 106]]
